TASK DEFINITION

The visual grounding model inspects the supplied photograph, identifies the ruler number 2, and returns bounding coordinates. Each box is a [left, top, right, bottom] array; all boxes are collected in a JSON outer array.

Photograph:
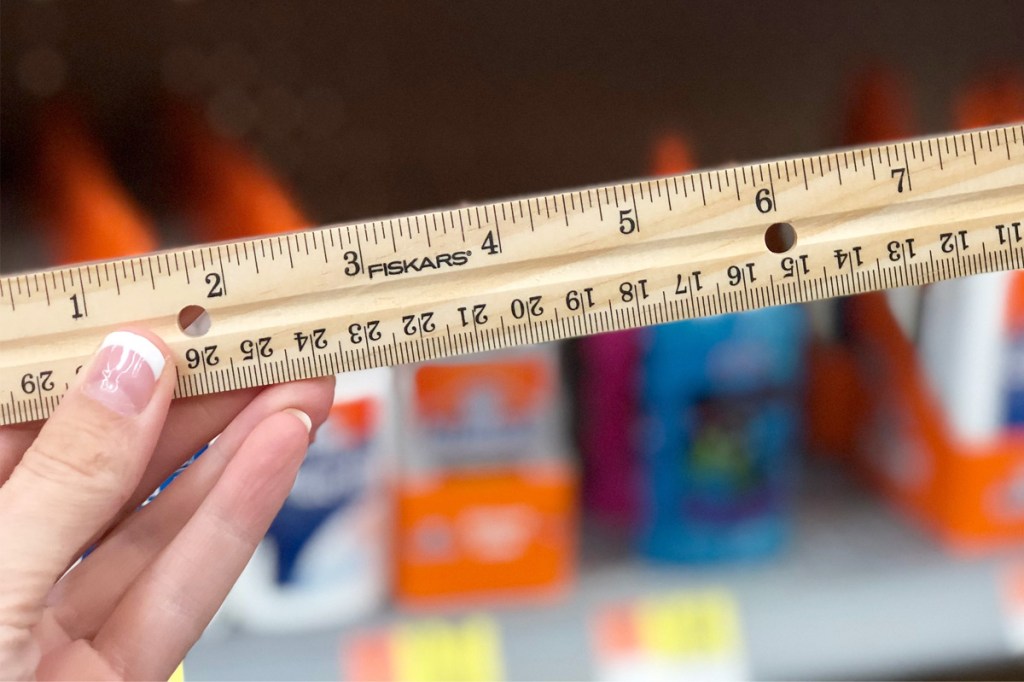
[[205, 272, 225, 298]]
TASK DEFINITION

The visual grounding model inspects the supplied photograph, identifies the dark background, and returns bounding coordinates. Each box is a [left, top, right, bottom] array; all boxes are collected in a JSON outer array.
[[2, 0, 1023, 270]]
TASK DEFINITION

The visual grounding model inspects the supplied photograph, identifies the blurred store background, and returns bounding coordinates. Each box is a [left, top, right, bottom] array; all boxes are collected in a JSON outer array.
[[2, 1, 1024, 680]]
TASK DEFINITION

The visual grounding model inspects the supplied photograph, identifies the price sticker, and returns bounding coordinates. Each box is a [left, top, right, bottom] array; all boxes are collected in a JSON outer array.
[[592, 589, 747, 681], [1000, 561, 1024, 654], [344, 615, 504, 681]]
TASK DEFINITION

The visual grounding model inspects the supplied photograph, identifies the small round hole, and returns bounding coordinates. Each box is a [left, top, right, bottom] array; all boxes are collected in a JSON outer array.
[[764, 222, 797, 254], [177, 305, 212, 337]]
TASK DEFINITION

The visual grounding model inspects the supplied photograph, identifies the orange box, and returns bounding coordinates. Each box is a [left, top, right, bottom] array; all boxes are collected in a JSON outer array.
[[846, 293, 1024, 552], [393, 350, 577, 607], [394, 463, 576, 607]]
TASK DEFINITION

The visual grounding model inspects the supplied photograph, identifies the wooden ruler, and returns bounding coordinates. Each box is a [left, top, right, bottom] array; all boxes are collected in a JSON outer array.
[[2, 125, 1022, 426]]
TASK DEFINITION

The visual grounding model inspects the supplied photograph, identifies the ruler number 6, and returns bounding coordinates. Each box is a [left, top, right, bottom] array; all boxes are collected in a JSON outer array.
[[755, 188, 774, 214]]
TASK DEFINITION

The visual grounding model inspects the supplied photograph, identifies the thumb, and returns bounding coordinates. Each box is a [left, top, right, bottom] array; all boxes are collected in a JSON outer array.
[[0, 331, 173, 626]]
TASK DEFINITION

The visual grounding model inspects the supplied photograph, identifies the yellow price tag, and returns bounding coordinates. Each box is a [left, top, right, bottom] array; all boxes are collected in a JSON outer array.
[[634, 590, 742, 658], [168, 662, 185, 682], [393, 615, 504, 682]]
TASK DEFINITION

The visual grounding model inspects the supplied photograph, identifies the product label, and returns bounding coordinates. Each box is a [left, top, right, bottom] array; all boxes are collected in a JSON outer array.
[[412, 359, 554, 467]]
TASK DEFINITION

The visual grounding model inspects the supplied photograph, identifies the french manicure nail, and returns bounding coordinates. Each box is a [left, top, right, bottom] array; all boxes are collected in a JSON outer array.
[[83, 331, 166, 415], [283, 408, 313, 433]]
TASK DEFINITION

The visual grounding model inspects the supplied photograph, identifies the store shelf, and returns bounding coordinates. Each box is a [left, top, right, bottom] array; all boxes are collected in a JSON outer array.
[[186, 465, 1024, 681]]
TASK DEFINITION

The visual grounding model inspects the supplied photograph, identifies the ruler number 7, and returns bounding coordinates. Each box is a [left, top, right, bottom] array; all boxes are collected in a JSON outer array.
[[890, 167, 908, 193]]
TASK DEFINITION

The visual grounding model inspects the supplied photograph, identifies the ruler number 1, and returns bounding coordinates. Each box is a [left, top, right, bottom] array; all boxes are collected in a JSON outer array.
[[70, 294, 85, 319]]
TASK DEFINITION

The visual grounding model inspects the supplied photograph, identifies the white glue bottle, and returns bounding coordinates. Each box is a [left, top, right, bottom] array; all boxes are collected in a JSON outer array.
[[224, 368, 395, 632], [919, 270, 1019, 442]]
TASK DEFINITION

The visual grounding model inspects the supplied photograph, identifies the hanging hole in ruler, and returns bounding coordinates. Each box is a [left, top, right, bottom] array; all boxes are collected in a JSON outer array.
[[764, 222, 797, 254], [177, 305, 212, 337]]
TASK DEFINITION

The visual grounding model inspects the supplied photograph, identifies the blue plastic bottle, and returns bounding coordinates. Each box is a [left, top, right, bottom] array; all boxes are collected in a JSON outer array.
[[638, 305, 807, 562]]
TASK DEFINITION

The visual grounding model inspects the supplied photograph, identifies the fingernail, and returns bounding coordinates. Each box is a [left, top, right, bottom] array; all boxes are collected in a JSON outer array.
[[282, 408, 313, 433], [82, 331, 166, 415]]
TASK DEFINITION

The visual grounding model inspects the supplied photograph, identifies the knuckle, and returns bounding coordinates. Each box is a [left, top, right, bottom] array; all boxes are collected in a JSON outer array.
[[22, 415, 133, 498]]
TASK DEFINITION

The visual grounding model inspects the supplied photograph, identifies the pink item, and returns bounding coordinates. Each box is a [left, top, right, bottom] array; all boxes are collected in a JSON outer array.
[[578, 330, 641, 527]]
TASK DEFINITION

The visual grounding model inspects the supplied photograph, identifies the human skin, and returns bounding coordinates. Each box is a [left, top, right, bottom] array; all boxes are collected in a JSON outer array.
[[0, 329, 335, 680]]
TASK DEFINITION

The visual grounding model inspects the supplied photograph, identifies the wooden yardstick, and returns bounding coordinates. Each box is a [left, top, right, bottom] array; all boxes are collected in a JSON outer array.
[[1, 125, 1022, 426]]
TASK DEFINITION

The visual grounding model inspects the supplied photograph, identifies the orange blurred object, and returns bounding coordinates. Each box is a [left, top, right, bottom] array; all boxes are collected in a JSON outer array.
[[394, 465, 576, 606], [807, 65, 916, 459], [163, 102, 309, 241], [954, 69, 1024, 128], [32, 100, 159, 264], [847, 293, 1024, 552], [842, 71, 1024, 552], [649, 132, 697, 176], [840, 65, 916, 145], [393, 352, 576, 607]]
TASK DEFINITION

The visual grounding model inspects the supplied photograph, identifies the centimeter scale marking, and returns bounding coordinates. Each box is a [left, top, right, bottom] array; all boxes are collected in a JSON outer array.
[[1, 125, 1022, 426]]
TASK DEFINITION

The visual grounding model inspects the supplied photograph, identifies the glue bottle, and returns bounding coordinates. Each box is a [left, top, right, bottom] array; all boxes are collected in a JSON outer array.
[[227, 369, 394, 632], [638, 305, 807, 562]]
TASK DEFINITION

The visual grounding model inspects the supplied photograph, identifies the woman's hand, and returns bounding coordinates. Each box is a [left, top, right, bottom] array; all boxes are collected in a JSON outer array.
[[0, 329, 335, 680]]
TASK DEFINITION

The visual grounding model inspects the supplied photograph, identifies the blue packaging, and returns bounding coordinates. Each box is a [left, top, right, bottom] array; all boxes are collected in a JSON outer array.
[[638, 305, 807, 562]]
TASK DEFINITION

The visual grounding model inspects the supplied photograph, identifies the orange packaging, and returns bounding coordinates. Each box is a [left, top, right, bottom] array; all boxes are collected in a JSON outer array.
[[845, 71, 1024, 551], [847, 293, 1024, 552], [31, 99, 159, 264], [393, 348, 576, 607], [806, 66, 915, 458], [161, 101, 309, 241]]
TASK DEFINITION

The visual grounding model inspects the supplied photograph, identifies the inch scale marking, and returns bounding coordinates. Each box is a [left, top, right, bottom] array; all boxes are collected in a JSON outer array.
[[1, 125, 1023, 426]]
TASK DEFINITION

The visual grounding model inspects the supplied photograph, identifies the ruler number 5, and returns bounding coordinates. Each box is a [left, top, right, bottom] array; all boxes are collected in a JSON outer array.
[[618, 209, 638, 235]]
